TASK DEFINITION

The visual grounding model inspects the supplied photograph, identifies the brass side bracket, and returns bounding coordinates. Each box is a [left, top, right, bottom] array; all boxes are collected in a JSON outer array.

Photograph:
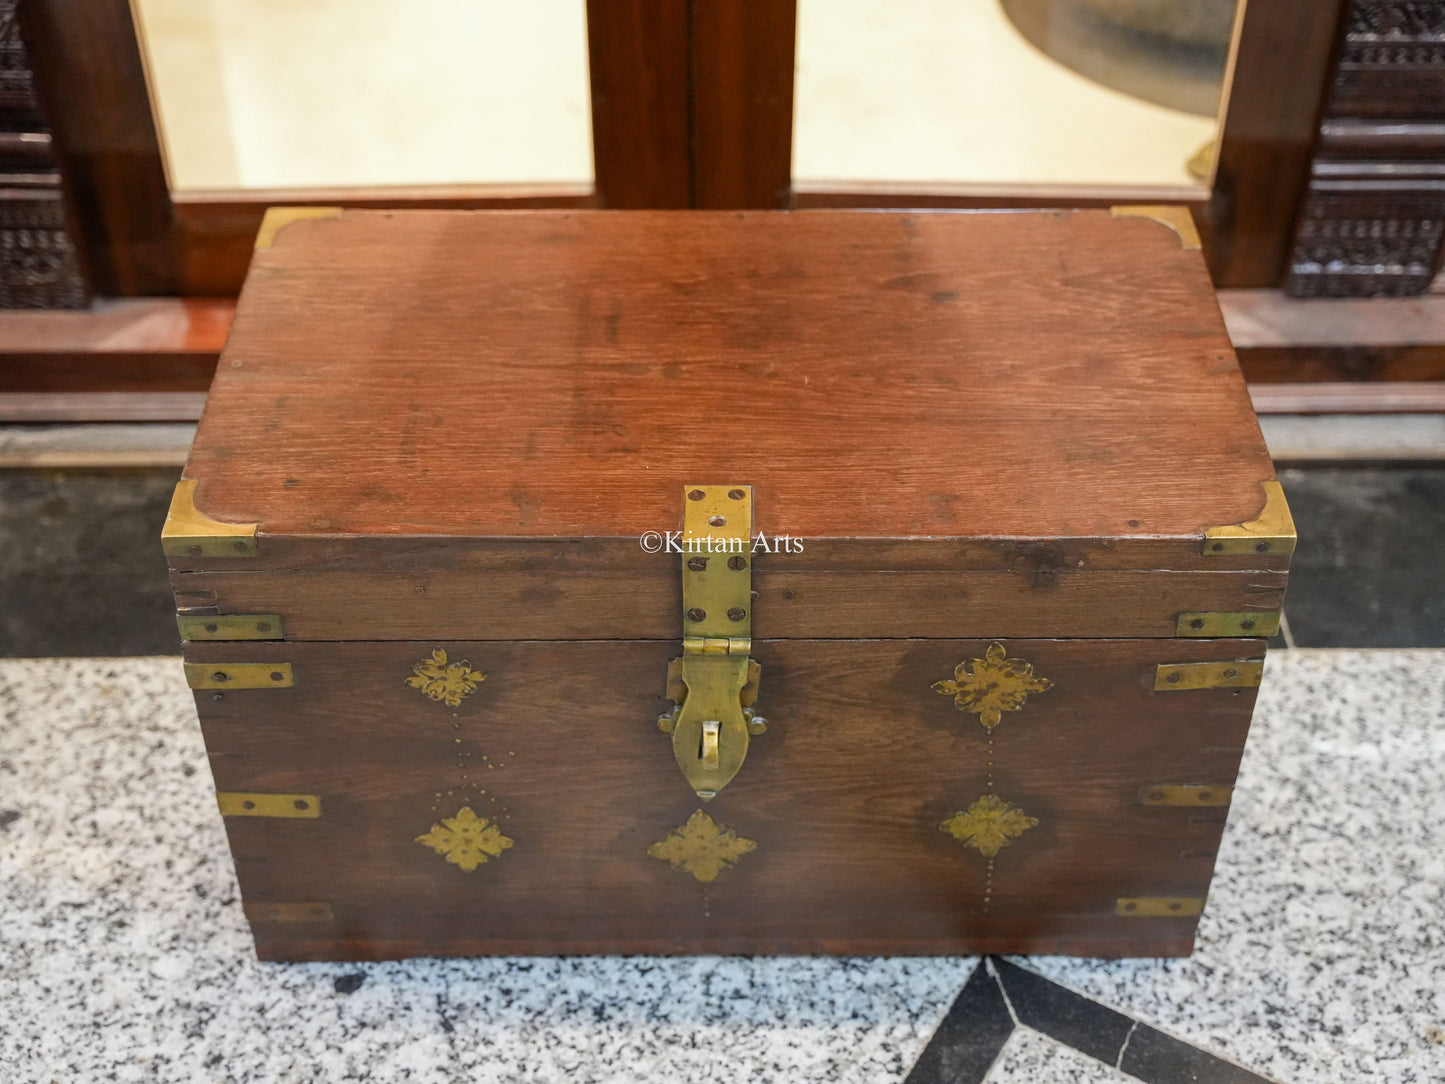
[[1155, 660, 1264, 690], [162, 479, 259, 558], [177, 614, 283, 641], [184, 662, 294, 689], [1176, 612, 1280, 638], [1140, 785, 1234, 807], [217, 792, 319, 818], [244, 901, 334, 923], [1116, 897, 1205, 917], [1204, 480, 1297, 557], [1110, 204, 1202, 250], [656, 485, 763, 800]]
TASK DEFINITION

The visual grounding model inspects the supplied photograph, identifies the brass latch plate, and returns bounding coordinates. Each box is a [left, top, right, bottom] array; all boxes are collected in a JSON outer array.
[[1155, 660, 1264, 690], [184, 662, 294, 690]]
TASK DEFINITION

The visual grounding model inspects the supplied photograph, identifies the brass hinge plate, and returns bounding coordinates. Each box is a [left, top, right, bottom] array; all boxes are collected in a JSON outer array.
[[1177, 611, 1280, 638], [184, 662, 294, 690], [682, 485, 753, 639], [177, 614, 283, 641], [1116, 897, 1205, 917], [1204, 480, 1297, 557], [162, 479, 259, 558], [1140, 785, 1234, 807], [217, 792, 320, 817], [1156, 659, 1263, 690]]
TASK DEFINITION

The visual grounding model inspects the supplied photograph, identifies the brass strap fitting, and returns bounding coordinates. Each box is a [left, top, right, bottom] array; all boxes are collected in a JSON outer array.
[[658, 485, 764, 800]]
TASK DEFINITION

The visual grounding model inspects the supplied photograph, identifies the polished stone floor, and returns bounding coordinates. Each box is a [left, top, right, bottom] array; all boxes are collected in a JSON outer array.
[[2, 651, 1441, 1083], [2, 463, 1443, 1082]]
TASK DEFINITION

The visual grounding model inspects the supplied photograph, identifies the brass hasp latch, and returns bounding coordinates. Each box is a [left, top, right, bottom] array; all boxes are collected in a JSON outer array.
[[655, 485, 765, 800]]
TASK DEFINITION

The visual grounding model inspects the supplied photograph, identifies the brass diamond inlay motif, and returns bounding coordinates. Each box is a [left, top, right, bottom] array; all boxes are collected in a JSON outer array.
[[415, 806, 513, 871], [406, 647, 485, 708], [940, 794, 1039, 858], [647, 809, 757, 883], [932, 642, 1053, 729]]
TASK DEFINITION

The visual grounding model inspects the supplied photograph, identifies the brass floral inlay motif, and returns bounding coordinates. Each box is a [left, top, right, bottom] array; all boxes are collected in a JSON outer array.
[[415, 806, 513, 871], [940, 794, 1039, 858], [406, 647, 485, 708], [932, 642, 1053, 729], [647, 809, 757, 883]]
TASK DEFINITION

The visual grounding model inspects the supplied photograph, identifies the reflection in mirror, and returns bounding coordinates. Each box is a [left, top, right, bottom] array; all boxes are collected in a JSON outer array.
[[794, 0, 1243, 195], [131, 0, 593, 193]]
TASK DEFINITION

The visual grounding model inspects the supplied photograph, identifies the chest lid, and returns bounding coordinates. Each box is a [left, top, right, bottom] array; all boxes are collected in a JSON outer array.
[[166, 208, 1289, 641]]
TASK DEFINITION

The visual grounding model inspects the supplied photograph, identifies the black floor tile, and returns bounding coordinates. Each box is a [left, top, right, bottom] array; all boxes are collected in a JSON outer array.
[[991, 957, 1135, 1065], [1120, 1023, 1273, 1084], [904, 961, 1014, 1084], [0, 468, 182, 657], [1277, 466, 1445, 647], [3, 464, 1441, 657]]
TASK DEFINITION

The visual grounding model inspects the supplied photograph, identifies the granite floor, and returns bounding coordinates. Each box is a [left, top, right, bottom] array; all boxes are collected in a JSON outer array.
[[2, 650, 1441, 1083], [2, 462, 1443, 1081]]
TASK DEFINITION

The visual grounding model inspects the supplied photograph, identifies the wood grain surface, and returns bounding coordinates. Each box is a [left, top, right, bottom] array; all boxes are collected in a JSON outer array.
[[174, 566, 1286, 641], [186, 637, 1262, 960], [182, 210, 1274, 549]]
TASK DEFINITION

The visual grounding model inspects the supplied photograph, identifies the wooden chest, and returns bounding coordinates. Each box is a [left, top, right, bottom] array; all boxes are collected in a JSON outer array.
[[164, 208, 1292, 961]]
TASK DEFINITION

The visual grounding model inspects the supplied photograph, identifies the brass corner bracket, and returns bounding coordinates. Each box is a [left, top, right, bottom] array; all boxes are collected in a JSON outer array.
[[1110, 204, 1202, 250], [254, 206, 343, 251], [1203, 480, 1296, 557], [162, 479, 259, 558]]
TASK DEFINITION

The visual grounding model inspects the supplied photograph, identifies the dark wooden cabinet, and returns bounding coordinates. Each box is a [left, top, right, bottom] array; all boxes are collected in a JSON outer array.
[[1286, 0, 1445, 297], [0, 0, 87, 308]]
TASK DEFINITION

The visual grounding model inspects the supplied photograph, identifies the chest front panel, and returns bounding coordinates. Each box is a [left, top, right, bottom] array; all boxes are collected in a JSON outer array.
[[187, 636, 1260, 960]]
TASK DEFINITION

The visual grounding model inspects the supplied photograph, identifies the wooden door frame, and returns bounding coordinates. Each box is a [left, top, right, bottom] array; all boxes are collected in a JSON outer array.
[[19, 0, 606, 297], [778, 0, 1349, 289], [22, 0, 1342, 296]]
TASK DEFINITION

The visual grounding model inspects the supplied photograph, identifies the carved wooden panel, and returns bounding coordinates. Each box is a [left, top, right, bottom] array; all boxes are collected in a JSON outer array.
[[0, 0, 87, 308], [1286, 0, 1445, 297]]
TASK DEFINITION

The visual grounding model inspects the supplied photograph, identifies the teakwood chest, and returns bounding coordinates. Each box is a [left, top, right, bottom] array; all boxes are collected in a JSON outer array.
[[164, 208, 1293, 961]]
